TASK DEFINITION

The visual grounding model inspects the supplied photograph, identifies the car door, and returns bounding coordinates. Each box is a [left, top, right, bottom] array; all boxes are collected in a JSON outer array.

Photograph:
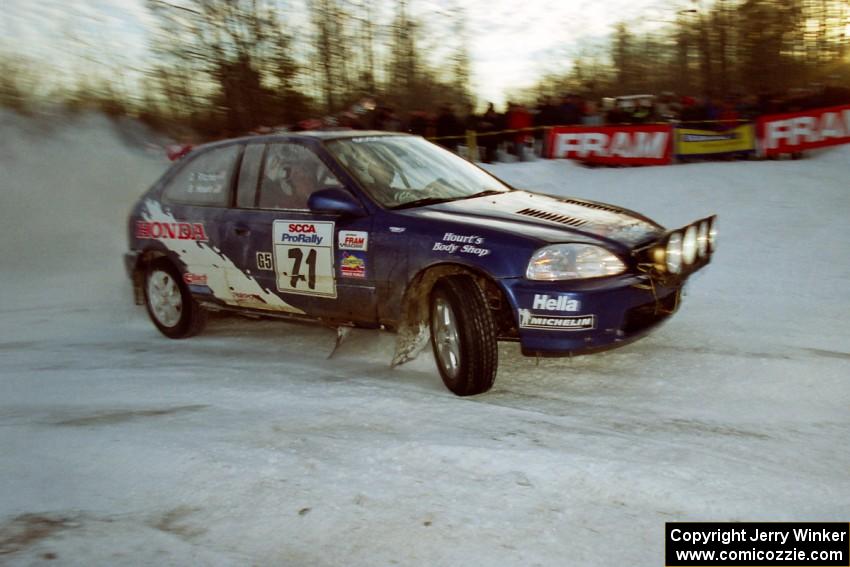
[[219, 140, 378, 324]]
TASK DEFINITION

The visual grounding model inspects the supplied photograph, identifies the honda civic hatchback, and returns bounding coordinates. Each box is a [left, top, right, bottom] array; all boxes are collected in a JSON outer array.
[[125, 131, 715, 396]]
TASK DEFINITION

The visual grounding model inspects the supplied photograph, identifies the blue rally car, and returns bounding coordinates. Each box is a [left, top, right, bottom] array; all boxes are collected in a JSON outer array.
[[125, 131, 715, 396]]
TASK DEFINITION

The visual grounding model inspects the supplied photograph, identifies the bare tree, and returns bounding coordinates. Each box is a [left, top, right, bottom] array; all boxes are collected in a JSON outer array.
[[146, 0, 308, 133]]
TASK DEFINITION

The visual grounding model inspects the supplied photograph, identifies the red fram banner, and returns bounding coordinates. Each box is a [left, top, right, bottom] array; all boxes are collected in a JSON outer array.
[[547, 124, 673, 165], [757, 103, 850, 156]]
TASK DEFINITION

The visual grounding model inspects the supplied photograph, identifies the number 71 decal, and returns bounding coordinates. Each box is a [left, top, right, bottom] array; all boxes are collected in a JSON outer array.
[[272, 220, 336, 298]]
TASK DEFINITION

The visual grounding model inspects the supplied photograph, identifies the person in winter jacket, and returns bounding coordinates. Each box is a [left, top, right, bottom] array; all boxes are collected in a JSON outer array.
[[435, 105, 463, 153], [477, 103, 501, 163], [506, 102, 532, 160]]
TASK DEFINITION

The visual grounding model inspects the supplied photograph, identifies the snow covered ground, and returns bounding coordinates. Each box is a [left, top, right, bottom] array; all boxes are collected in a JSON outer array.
[[1, 115, 848, 566]]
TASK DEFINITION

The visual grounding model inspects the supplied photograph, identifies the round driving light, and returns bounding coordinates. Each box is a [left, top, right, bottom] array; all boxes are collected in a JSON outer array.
[[697, 221, 709, 257], [708, 218, 717, 252], [665, 232, 683, 274], [682, 225, 698, 265]]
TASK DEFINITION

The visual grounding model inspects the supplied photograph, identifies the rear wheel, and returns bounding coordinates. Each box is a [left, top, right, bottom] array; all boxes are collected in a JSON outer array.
[[430, 276, 498, 396], [144, 260, 207, 339]]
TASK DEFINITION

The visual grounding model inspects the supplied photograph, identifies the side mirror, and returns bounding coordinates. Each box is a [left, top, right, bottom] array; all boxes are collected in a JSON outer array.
[[308, 188, 366, 217]]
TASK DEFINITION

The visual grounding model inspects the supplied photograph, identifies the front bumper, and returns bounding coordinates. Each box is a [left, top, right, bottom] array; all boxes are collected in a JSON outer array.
[[499, 274, 682, 357]]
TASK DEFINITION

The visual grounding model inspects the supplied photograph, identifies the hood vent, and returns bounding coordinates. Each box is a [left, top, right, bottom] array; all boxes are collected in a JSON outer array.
[[516, 208, 589, 228], [559, 198, 625, 215]]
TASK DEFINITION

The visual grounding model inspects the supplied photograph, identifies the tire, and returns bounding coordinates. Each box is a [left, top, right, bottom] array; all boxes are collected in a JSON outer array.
[[429, 276, 498, 396], [144, 259, 207, 339]]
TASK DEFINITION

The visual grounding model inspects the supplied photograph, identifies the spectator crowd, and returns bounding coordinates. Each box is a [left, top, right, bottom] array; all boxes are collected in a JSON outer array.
[[272, 80, 850, 162]]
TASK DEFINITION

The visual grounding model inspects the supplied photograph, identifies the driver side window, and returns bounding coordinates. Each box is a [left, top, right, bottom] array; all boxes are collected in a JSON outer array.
[[257, 143, 342, 210]]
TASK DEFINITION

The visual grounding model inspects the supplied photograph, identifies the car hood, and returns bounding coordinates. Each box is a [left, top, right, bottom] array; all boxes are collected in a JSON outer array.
[[404, 191, 664, 249]]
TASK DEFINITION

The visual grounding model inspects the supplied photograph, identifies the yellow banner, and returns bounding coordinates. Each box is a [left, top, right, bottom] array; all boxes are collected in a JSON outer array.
[[675, 124, 755, 155]]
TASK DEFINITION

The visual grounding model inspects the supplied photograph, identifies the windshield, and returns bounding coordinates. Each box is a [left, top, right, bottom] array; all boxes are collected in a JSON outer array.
[[325, 136, 511, 208]]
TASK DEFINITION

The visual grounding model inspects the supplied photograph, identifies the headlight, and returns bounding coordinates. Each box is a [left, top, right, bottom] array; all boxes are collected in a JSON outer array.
[[708, 217, 717, 252], [526, 244, 626, 280], [666, 232, 683, 274], [696, 220, 709, 258], [682, 225, 698, 265]]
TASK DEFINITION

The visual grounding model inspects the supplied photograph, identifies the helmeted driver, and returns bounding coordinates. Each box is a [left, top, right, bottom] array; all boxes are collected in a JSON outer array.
[[263, 153, 318, 209]]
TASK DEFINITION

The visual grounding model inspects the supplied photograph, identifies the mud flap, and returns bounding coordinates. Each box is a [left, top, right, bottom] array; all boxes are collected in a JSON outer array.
[[390, 322, 430, 367], [133, 269, 145, 305], [328, 326, 352, 359], [390, 265, 471, 367]]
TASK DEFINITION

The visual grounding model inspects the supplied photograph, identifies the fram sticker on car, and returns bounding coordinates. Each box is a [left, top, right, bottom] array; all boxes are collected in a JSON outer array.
[[339, 252, 367, 279], [518, 309, 595, 331], [136, 220, 207, 241], [273, 220, 336, 298], [338, 230, 368, 251]]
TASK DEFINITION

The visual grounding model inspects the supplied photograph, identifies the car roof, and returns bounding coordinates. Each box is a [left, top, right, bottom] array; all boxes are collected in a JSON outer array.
[[193, 130, 415, 153]]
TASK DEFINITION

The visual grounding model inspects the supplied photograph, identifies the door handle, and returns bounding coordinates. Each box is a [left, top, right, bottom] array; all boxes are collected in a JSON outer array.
[[233, 226, 251, 236]]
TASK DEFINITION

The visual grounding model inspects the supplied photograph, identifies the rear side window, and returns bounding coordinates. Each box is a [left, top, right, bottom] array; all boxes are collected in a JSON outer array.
[[164, 145, 240, 206]]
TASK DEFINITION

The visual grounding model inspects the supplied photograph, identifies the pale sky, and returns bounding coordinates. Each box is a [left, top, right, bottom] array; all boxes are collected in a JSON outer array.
[[450, 0, 689, 104], [3, 0, 689, 106]]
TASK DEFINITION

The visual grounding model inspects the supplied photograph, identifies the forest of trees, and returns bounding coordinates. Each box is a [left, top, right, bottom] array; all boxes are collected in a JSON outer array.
[[1, 0, 473, 137], [528, 0, 850, 104], [1, 0, 849, 137]]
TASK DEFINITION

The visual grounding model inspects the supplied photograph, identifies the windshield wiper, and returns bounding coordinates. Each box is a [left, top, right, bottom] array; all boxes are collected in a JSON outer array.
[[390, 196, 458, 210], [389, 188, 507, 210], [455, 189, 506, 201]]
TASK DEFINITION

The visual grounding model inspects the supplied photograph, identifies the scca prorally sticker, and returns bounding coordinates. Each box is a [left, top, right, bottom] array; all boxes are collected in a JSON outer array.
[[273, 221, 336, 298], [432, 232, 490, 257], [518, 309, 595, 331], [338, 230, 368, 251], [339, 251, 367, 279]]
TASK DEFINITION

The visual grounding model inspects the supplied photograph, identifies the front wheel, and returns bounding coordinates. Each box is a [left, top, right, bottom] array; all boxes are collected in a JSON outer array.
[[144, 260, 207, 339], [430, 276, 498, 396]]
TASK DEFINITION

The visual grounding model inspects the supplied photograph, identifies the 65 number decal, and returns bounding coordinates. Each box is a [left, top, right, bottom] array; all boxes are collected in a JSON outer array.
[[256, 252, 273, 270], [272, 220, 336, 298]]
